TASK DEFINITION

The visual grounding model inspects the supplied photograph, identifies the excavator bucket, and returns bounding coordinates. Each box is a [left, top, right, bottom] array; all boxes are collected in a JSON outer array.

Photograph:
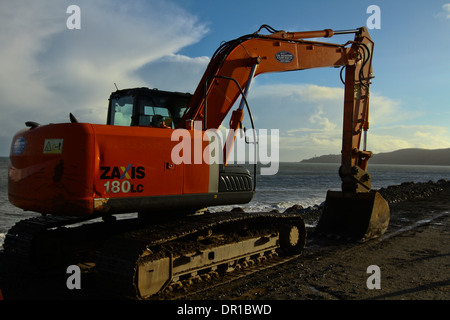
[[315, 191, 390, 241]]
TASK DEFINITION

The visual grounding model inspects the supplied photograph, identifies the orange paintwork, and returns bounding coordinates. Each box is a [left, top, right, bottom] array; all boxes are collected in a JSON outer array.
[[9, 123, 210, 216], [9, 123, 96, 215]]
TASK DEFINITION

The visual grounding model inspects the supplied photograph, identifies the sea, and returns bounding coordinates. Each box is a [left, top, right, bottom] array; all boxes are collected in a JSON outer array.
[[1, 157, 450, 249]]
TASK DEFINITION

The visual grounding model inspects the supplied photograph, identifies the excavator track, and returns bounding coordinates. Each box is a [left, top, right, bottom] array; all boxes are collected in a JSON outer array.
[[3, 214, 145, 272], [158, 248, 302, 300], [3, 211, 306, 299], [3, 215, 102, 272], [96, 211, 306, 299]]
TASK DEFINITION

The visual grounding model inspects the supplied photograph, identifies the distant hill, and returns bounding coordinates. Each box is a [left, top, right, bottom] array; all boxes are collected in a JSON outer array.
[[300, 148, 450, 166]]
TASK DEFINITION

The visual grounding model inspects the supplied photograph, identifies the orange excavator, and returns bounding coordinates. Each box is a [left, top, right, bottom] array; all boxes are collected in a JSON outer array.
[[5, 25, 389, 298]]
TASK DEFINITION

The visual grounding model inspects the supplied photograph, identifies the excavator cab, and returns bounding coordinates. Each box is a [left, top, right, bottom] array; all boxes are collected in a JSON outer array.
[[107, 87, 192, 129]]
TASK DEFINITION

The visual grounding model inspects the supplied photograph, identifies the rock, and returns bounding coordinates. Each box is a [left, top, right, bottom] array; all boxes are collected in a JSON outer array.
[[283, 204, 304, 214], [230, 207, 245, 214], [377, 180, 450, 204]]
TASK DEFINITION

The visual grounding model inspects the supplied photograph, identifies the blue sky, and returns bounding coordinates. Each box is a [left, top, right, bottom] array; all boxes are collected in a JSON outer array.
[[1, 0, 449, 161]]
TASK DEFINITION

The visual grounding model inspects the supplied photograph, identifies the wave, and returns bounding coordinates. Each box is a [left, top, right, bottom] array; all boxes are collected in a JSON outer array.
[[208, 197, 324, 214]]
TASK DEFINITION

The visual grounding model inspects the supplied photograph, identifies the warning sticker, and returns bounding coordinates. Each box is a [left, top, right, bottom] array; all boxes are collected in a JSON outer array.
[[43, 139, 64, 154]]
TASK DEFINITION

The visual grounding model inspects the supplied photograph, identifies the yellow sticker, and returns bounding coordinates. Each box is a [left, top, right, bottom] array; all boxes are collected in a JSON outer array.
[[43, 139, 64, 154]]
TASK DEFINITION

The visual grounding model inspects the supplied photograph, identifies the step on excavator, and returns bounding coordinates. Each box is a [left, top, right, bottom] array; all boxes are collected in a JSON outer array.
[[5, 25, 389, 298]]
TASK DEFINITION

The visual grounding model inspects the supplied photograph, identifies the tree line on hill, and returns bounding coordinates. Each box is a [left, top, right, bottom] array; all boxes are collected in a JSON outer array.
[[300, 148, 450, 166]]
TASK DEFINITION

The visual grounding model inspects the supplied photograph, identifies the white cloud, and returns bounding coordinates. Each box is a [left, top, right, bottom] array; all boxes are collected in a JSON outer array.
[[245, 83, 450, 161], [308, 108, 337, 131], [436, 3, 450, 19], [136, 54, 210, 93], [0, 0, 208, 155], [299, 84, 343, 102], [368, 94, 403, 126], [244, 84, 344, 161], [368, 125, 450, 153]]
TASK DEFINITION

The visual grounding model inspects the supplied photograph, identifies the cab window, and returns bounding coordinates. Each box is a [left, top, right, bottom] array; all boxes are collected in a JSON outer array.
[[110, 96, 133, 126]]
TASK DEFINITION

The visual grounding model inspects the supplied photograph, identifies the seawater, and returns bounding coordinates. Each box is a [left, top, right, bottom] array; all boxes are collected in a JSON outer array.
[[1, 157, 450, 248]]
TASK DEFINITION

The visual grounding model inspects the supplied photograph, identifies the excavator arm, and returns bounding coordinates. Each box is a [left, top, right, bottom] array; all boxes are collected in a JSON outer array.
[[182, 26, 389, 241], [182, 26, 375, 192]]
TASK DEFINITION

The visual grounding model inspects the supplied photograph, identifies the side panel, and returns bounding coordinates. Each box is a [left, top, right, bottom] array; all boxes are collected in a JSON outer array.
[[92, 125, 211, 214], [93, 125, 185, 198], [8, 123, 96, 216]]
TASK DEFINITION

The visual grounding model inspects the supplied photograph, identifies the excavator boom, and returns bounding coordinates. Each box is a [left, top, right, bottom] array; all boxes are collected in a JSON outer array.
[[183, 29, 358, 130]]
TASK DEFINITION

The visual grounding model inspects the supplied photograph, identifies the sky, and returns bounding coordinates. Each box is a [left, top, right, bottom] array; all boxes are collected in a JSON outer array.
[[1, 0, 450, 161]]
